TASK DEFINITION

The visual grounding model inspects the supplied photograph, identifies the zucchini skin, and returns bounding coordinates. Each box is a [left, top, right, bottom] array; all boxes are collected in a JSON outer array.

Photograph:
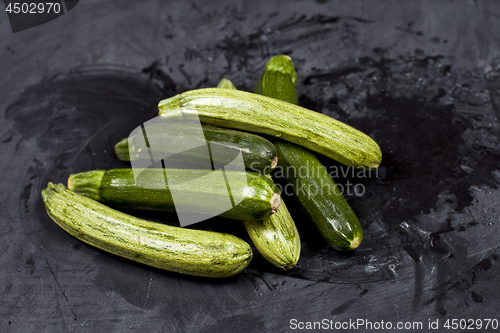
[[68, 169, 280, 222], [257, 55, 362, 251], [114, 123, 278, 175], [255, 70, 297, 104], [158, 88, 381, 169], [276, 140, 363, 251], [42, 183, 253, 278], [243, 198, 300, 270]]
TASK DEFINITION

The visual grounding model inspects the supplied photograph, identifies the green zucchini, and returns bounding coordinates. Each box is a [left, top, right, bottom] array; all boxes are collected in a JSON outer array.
[[114, 123, 278, 174], [254, 71, 297, 105], [243, 196, 300, 270], [68, 168, 281, 222], [263, 55, 297, 84], [275, 141, 363, 251], [257, 55, 362, 251], [158, 88, 381, 169], [42, 183, 252, 278]]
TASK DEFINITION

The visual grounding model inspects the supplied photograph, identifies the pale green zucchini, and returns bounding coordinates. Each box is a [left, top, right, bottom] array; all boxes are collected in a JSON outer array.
[[158, 88, 381, 169], [243, 198, 300, 270], [42, 183, 253, 278]]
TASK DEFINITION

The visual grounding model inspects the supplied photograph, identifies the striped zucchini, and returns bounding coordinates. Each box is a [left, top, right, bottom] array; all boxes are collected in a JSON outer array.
[[42, 183, 253, 278], [219, 78, 300, 270], [262, 54, 297, 84], [243, 193, 300, 270], [114, 123, 278, 174], [254, 55, 297, 103], [68, 168, 280, 222], [158, 88, 381, 169], [255, 70, 297, 104]]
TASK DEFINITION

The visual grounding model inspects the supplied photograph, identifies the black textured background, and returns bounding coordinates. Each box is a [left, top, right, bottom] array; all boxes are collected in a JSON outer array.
[[1, 1, 500, 332]]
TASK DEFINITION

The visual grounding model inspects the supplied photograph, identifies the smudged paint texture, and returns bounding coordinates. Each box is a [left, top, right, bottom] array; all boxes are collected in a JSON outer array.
[[1, 0, 500, 331]]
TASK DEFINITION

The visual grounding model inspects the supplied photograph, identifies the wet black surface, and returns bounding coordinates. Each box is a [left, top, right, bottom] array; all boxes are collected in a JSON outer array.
[[1, 1, 500, 332]]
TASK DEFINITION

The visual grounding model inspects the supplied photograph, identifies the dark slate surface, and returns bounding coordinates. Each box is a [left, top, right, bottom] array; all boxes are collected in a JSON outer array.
[[1, 1, 500, 332]]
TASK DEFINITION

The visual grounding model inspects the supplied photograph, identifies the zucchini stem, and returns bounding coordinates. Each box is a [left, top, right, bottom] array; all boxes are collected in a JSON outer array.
[[271, 156, 278, 169], [270, 193, 281, 214], [67, 170, 105, 201], [349, 237, 362, 250]]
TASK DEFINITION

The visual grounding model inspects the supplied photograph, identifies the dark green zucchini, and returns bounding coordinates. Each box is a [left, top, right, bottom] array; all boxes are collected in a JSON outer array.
[[275, 141, 362, 251], [256, 55, 363, 251], [114, 122, 278, 175], [68, 168, 281, 222], [42, 182, 253, 278]]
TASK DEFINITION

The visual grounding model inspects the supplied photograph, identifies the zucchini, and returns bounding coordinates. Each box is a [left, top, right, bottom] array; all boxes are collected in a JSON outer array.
[[68, 168, 281, 222], [216, 78, 301, 270], [254, 70, 297, 105], [275, 141, 363, 251], [42, 183, 253, 278], [114, 123, 278, 174], [158, 88, 381, 169], [263, 55, 297, 84], [257, 55, 363, 251], [243, 196, 300, 270]]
